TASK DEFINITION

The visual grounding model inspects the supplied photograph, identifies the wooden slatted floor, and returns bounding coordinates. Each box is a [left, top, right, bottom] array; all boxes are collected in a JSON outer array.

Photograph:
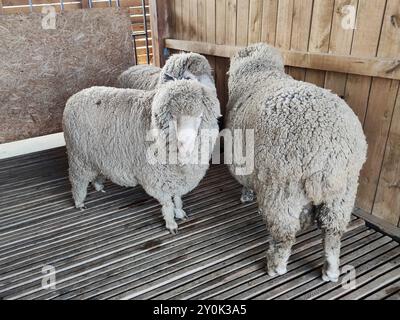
[[0, 147, 399, 300]]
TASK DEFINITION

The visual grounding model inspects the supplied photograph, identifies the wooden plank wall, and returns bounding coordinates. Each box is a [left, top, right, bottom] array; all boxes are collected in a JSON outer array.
[[167, 0, 400, 227], [0, 0, 151, 64]]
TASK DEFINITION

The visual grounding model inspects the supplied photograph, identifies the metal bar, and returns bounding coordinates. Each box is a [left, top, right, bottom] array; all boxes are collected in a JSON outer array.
[[108, 0, 112, 7], [28, 0, 33, 12], [116, 0, 120, 7], [88, 0, 92, 9], [60, 0, 64, 11], [132, 34, 138, 65], [141, 0, 150, 64]]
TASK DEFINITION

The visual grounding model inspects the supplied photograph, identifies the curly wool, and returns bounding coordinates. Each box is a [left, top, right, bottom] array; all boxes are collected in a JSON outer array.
[[63, 80, 220, 233], [226, 43, 367, 281], [118, 52, 215, 90]]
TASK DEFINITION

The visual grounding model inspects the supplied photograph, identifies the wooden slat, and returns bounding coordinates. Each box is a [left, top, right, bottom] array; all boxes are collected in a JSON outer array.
[[260, 0, 278, 45], [236, 0, 249, 46], [305, 0, 335, 87], [275, 0, 293, 50], [365, 279, 400, 300], [324, 0, 358, 97], [247, 0, 262, 44], [287, 0, 312, 81]]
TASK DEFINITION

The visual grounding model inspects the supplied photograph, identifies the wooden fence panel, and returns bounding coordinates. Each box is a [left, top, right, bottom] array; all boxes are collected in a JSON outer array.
[[164, 0, 400, 227]]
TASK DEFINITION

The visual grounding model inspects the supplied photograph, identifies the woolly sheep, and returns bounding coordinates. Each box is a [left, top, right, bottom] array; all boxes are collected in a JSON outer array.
[[226, 43, 367, 282], [63, 80, 220, 234], [118, 52, 215, 91]]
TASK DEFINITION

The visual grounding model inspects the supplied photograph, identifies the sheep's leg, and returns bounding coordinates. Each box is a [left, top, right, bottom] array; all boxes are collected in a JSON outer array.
[[174, 196, 188, 220], [241, 187, 256, 204], [319, 200, 353, 283], [318, 179, 356, 283], [92, 175, 106, 193], [321, 230, 343, 283], [161, 198, 179, 235], [261, 190, 302, 277], [70, 176, 90, 210]]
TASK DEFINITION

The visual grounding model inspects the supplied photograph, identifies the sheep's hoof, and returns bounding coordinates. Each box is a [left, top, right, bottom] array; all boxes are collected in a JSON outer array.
[[175, 209, 188, 221], [166, 221, 179, 235], [76, 204, 87, 211], [322, 268, 339, 283], [240, 189, 256, 204], [93, 183, 105, 193], [267, 259, 288, 277]]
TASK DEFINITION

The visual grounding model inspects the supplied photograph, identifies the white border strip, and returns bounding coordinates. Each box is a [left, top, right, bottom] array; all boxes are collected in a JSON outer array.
[[0, 133, 66, 160]]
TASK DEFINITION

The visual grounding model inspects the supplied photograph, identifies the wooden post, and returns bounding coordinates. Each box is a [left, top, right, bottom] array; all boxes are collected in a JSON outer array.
[[149, 0, 171, 67], [81, 0, 89, 9]]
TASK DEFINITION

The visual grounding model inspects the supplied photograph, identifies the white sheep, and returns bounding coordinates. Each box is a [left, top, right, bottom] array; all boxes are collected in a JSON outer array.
[[63, 80, 220, 234], [118, 52, 215, 91], [226, 43, 367, 282]]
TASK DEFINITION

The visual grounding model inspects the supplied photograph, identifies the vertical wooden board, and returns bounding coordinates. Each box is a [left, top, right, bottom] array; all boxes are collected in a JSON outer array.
[[377, 0, 400, 58], [260, 0, 278, 45], [325, 0, 358, 96], [236, 0, 250, 45], [198, 0, 207, 42], [275, 0, 294, 49], [206, 0, 216, 43], [290, 0, 313, 51], [170, 0, 176, 37], [225, 0, 237, 45], [373, 91, 400, 226], [357, 79, 399, 212], [288, 0, 313, 81], [182, 0, 190, 40], [216, 0, 226, 45], [305, 0, 335, 87], [174, 0, 183, 39], [189, 0, 199, 40], [247, 0, 263, 44]]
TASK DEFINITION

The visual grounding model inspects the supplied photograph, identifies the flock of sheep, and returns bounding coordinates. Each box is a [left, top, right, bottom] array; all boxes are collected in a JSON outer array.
[[63, 43, 367, 283]]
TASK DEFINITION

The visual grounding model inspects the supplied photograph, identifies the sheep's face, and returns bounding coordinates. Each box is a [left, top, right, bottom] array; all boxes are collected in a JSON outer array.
[[152, 79, 221, 166], [173, 115, 203, 164]]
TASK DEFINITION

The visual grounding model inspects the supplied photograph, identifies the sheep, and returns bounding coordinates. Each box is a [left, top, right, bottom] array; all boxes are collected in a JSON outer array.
[[226, 43, 367, 282], [118, 52, 215, 92], [63, 79, 220, 234]]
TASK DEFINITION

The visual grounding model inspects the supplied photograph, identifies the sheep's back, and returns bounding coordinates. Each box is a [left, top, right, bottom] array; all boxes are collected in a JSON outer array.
[[118, 65, 161, 90], [229, 77, 367, 191], [63, 87, 152, 172]]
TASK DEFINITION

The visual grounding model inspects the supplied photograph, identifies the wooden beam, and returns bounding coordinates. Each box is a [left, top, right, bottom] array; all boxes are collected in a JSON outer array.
[[149, 0, 171, 67], [165, 39, 400, 81], [353, 208, 400, 243]]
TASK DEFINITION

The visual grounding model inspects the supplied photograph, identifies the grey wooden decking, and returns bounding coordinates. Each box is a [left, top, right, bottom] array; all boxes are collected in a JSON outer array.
[[0, 147, 399, 300]]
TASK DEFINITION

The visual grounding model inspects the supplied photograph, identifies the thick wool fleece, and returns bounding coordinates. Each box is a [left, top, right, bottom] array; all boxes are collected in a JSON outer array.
[[118, 52, 215, 90], [63, 80, 220, 233], [226, 43, 367, 282]]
